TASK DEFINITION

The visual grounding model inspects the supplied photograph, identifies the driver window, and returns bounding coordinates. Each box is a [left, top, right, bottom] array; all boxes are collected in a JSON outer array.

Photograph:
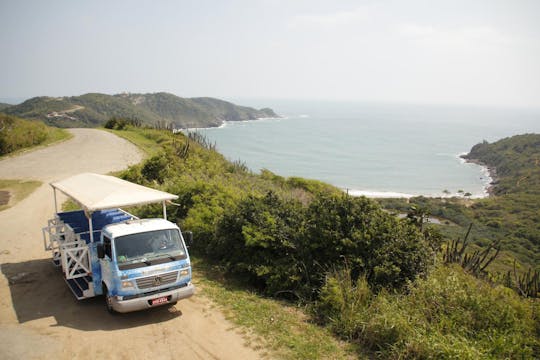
[[103, 236, 112, 259]]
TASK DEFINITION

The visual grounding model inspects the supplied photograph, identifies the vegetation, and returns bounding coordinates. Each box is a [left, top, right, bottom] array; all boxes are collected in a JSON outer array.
[[0, 179, 42, 212], [0, 113, 70, 156], [0, 103, 11, 111], [103, 117, 142, 130], [314, 264, 538, 359], [110, 126, 538, 359], [5, 92, 277, 128]]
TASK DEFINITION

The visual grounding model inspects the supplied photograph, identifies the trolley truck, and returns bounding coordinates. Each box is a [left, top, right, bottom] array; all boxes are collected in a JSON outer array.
[[42, 173, 195, 313]]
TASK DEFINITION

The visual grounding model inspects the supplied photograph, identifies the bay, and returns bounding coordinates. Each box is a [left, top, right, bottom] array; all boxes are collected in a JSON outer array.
[[192, 100, 540, 198]]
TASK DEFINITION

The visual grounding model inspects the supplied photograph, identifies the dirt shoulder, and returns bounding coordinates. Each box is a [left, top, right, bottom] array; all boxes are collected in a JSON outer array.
[[0, 128, 261, 360]]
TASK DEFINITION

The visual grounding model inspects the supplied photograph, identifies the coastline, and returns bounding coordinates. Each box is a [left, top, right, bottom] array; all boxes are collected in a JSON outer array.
[[459, 154, 498, 197], [180, 115, 282, 132], [346, 153, 496, 200]]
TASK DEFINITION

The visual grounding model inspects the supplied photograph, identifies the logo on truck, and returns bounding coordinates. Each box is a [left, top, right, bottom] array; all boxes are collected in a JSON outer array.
[[153, 276, 162, 286]]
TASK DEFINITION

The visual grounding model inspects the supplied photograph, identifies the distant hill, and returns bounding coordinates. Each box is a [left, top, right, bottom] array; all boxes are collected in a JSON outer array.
[[0, 103, 11, 111], [3, 92, 278, 128]]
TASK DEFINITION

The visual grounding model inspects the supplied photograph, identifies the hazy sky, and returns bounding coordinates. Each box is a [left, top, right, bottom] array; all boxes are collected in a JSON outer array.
[[1, 0, 539, 108]]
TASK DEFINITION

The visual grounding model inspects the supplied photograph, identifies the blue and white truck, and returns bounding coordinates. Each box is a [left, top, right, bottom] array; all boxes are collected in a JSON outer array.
[[42, 173, 195, 313]]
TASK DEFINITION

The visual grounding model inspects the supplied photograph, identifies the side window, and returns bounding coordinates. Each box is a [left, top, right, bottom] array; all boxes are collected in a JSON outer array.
[[103, 236, 112, 259]]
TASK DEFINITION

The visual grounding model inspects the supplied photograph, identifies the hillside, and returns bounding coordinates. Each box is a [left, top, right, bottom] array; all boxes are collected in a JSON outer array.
[[0, 103, 11, 111], [462, 133, 540, 196], [3, 92, 278, 128]]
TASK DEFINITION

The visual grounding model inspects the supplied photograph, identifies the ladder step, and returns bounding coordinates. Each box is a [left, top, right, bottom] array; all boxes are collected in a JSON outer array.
[[65, 275, 93, 300]]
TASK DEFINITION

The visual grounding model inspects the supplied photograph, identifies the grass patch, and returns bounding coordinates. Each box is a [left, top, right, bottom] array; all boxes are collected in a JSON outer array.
[[0, 179, 42, 211], [0, 114, 72, 158], [104, 127, 161, 157], [192, 258, 356, 360]]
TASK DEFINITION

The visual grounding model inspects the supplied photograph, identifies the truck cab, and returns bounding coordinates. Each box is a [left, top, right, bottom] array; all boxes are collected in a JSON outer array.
[[98, 218, 194, 313]]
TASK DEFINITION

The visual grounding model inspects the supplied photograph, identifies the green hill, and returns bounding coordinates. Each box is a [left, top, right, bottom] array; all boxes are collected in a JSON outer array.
[[0, 103, 11, 111], [463, 133, 540, 196], [4, 92, 278, 128]]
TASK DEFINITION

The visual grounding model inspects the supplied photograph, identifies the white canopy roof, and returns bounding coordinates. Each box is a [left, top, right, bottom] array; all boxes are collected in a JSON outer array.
[[51, 173, 178, 212]]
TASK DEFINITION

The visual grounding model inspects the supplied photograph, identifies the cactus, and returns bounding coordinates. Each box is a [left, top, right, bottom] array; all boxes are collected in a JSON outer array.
[[443, 223, 500, 276], [173, 137, 190, 159], [513, 261, 539, 298]]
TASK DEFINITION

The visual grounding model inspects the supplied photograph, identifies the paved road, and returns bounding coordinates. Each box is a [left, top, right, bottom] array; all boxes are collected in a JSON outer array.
[[0, 129, 261, 360]]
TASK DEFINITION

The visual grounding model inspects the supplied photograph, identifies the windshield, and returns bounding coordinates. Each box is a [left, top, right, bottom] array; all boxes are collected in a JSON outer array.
[[114, 229, 187, 265]]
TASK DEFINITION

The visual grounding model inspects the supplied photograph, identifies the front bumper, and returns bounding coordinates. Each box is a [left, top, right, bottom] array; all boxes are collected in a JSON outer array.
[[111, 283, 195, 313]]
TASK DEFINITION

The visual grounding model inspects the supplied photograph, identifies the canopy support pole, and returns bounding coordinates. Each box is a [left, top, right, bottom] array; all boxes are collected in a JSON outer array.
[[88, 214, 95, 243], [163, 201, 167, 220], [53, 188, 58, 214]]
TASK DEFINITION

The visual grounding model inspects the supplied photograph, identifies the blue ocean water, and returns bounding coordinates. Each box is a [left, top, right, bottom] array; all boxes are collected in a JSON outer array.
[[193, 100, 540, 198]]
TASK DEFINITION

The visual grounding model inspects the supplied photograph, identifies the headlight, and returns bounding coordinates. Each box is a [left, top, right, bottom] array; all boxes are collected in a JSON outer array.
[[121, 280, 135, 289], [179, 269, 189, 276]]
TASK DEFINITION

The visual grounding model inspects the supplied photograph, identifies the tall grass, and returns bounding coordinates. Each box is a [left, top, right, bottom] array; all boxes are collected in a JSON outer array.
[[314, 264, 539, 359]]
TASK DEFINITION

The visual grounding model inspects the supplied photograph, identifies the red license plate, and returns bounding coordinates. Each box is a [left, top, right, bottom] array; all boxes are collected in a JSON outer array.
[[151, 296, 169, 305]]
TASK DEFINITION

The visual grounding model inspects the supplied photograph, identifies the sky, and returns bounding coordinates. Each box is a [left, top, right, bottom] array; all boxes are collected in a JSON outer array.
[[1, 0, 539, 108]]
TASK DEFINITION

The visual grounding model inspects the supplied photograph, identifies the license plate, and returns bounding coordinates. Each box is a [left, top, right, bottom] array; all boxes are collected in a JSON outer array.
[[151, 296, 169, 305]]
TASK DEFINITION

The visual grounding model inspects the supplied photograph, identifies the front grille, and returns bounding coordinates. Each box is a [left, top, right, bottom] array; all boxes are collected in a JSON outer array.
[[135, 271, 178, 289], [122, 283, 188, 300]]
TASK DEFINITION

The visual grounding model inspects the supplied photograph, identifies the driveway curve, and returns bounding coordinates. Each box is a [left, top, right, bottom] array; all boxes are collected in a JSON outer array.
[[0, 129, 261, 360]]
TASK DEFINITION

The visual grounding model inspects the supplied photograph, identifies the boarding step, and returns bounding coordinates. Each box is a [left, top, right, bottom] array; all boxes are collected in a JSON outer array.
[[65, 270, 94, 300]]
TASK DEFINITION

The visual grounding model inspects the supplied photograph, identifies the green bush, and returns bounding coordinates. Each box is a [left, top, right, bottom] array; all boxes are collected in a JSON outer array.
[[211, 192, 433, 298], [141, 153, 168, 183], [103, 116, 141, 130]]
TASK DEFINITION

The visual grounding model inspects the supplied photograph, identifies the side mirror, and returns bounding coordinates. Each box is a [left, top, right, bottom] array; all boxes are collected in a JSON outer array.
[[97, 243, 105, 259], [182, 231, 193, 247]]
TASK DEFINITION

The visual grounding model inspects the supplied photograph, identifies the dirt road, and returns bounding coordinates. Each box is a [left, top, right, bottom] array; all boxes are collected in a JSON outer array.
[[0, 129, 261, 359]]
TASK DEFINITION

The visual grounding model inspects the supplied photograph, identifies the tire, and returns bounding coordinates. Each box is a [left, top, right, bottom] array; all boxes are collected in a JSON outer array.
[[103, 284, 116, 314]]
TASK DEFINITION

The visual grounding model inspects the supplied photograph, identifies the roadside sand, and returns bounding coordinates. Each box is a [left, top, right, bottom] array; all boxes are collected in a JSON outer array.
[[0, 129, 261, 359]]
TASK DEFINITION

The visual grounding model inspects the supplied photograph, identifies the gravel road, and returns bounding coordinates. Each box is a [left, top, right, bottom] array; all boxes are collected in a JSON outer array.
[[0, 129, 261, 360]]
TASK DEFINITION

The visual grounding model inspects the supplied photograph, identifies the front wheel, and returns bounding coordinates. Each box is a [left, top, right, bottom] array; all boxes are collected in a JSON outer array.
[[103, 284, 116, 314]]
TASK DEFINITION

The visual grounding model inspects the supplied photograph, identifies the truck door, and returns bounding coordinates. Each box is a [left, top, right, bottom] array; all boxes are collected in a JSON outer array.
[[100, 235, 114, 292]]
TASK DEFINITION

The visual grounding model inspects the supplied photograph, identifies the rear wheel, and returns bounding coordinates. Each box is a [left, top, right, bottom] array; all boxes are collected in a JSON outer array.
[[103, 284, 116, 314]]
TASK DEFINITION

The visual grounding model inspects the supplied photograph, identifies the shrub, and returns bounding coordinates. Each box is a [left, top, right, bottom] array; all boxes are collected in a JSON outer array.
[[104, 116, 141, 130], [212, 192, 433, 297], [303, 194, 433, 290], [141, 153, 168, 183]]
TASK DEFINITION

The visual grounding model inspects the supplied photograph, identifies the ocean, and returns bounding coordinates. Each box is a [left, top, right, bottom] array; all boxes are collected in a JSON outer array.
[[191, 100, 540, 198]]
